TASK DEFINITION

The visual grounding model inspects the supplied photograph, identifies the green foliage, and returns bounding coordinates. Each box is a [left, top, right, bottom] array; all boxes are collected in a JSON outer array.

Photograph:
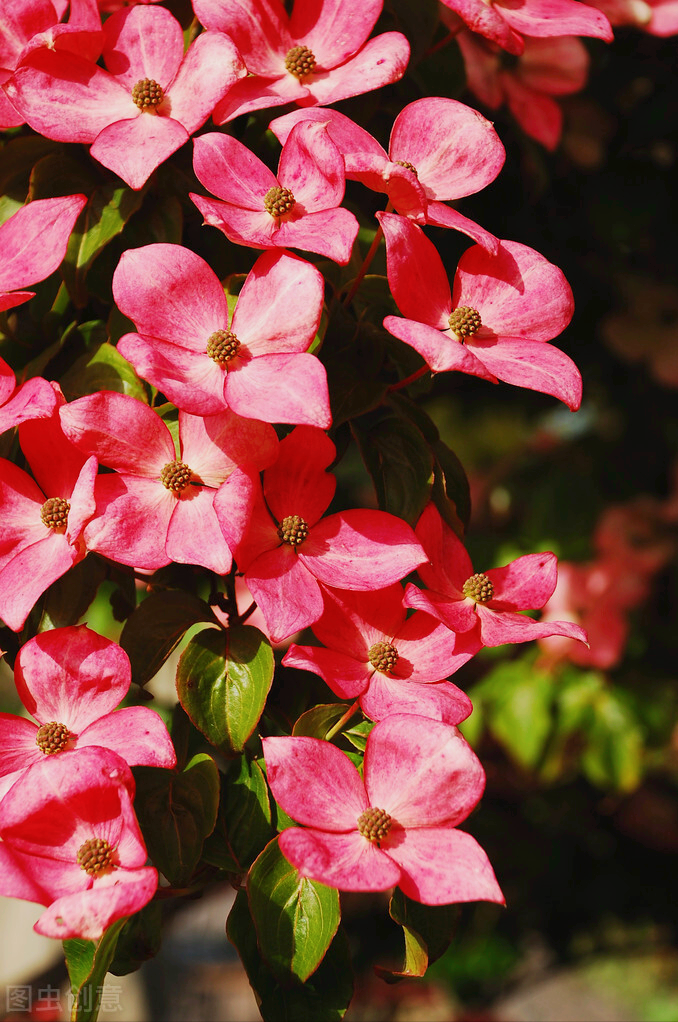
[[64, 919, 127, 1022], [376, 890, 460, 981], [202, 753, 274, 873], [119, 590, 218, 686], [292, 703, 352, 738], [108, 903, 163, 977]]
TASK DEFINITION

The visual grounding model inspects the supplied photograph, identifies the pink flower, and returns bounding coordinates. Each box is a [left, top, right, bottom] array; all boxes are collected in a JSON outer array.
[[379, 212, 582, 410], [113, 244, 331, 426], [0, 357, 57, 435], [283, 583, 478, 723], [0, 625, 176, 801], [6, 6, 244, 190], [263, 714, 504, 905], [191, 122, 359, 265], [0, 747, 157, 939], [59, 392, 278, 573], [405, 503, 589, 648], [192, 0, 410, 124], [0, 195, 87, 312], [587, 0, 678, 34], [214, 426, 427, 642], [0, 397, 97, 631], [269, 99, 503, 251], [457, 31, 590, 151], [439, 0, 612, 55]]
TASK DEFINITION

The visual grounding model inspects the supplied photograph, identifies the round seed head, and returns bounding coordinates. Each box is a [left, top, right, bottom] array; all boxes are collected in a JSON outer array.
[[206, 329, 241, 365], [132, 78, 164, 110], [394, 159, 418, 176], [160, 460, 193, 492], [357, 806, 392, 845], [448, 306, 482, 338], [277, 514, 309, 548], [264, 185, 296, 219], [284, 45, 317, 80], [76, 837, 115, 876], [35, 721, 71, 755], [462, 572, 494, 603], [368, 640, 399, 673], [40, 497, 70, 530]]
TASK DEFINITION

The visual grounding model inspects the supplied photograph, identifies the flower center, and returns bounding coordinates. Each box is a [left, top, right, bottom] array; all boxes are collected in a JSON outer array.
[[394, 159, 418, 176], [284, 45, 317, 80], [264, 185, 296, 219], [35, 721, 71, 755], [40, 497, 70, 530], [357, 807, 392, 845], [367, 640, 399, 673], [448, 306, 482, 338], [160, 460, 193, 492], [76, 838, 115, 876], [462, 572, 494, 603], [131, 78, 164, 111], [206, 329, 241, 365], [277, 514, 309, 547]]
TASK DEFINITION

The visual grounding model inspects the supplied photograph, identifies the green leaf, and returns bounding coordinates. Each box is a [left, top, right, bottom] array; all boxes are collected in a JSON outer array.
[[227, 892, 354, 1021], [376, 889, 460, 981], [353, 414, 433, 524], [247, 838, 341, 984], [134, 753, 220, 886], [176, 624, 274, 755], [386, 0, 440, 62], [321, 307, 388, 425], [38, 555, 107, 630], [343, 719, 376, 753], [64, 918, 127, 1022], [431, 439, 472, 535], [108, 903, 163, 977], [0, 135, 61, 212], [581, 687, 644, 792], [120, 590, 218, 686], [202, 753, 274, 873], [480, 659, 555, 771], [62, 183, 146, 307], [60, 341, 147, 401], [292, 703, 352, 738], [28, 152, 98, 202]]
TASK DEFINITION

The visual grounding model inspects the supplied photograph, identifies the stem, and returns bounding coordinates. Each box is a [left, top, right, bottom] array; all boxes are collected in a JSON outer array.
[[423, 24, 462, 59], [342, 201, 393, 308], [239, 600, 257, 624], [325, 700, 360, 741], [387, 365, 429, 393]]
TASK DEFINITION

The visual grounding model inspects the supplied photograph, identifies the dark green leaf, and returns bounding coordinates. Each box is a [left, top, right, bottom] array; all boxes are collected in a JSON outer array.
[[343, 719, 376, 752], [120, 590, 218, 686], [39, 555, 107, 630], [431, 439, 471, 535], [321, 307, 388, 425], [0, 135, 61, 209], [353, 414, 433, 524], [248, 838, 340, 984], [202, 753, 274, 872], [386, 0, 440, 63], [176, 624, 274, 755], [108, 903, 163, 977], [60, 341, 147, 401], [28, 152, 98, 202], [64, 918, 127, 1022], [134, 753, 220, 885], [292, 703, 352, 738], [375, 889, 460, 982]]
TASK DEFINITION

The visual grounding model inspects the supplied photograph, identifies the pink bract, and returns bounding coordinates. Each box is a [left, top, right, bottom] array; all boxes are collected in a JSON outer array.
[[0, 747, 157, 939], [263, 714, 504, 905], [114, 244, 331, 425], [269, 99, 503, 251], [439, 0, 612, 55], [214, 426, 427, 642], [59, 392, 278, 573], [0, 356, 57, 435], [404, 503, 589, 649], [191, 123, 359, 265], [0, 395, 97, 631], [379, 212, 583, 410], [587, 0, 678, 33], [0, 195, 87, 312], [0, 625, 176, 801], [192, 0, 409, 123], [283, 583, 478, 723], [6, 5, 244, 190]]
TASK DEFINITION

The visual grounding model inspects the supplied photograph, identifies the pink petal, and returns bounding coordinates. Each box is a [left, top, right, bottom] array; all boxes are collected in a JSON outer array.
[[178, 409, 278, 487], [394, 611, 480, 682], [289, 0, 383, 66], [193, 132, 277, 208], [117, 333, 228, 416], [190, 193, 275, 249], [440, 0, 524, 53], [279, 827, 401, 892], [214, 466, 280, 571], [34, 868, 158, 939], [192, 0, 291, 76], [167, 31, 245, 134], [79, 707, 176, 768], [0, 376, 58, 434], [60, 392, 174, 477], [0, 458, 48, 566], [269, 108, 388, 178], [0, 196, 87, 294], [453, 240, 574, 342], [282, 645, 371, 699], [0, 0, 59, 67], [497, 0, 613, 40], [301, 509, 427, 590], [0, 291, 35, 313], [0, 533, 79, 631], [102, 6, 183, 89], [382, 315, 495, 378], [233, 250, 324, 356], [166, 485, 233, 574], [516, 36, 589, 95], [389, 97, 505, 201], [486, 551, 558, 610], [378, 212, 451, 328], [278, 120, 345, 211], [224, 352, 331, 427], [0, 715, 41, 779], [650, 2, 678, 34], [212, 72, 308, 126], [301, 32, 410, 107], [263, 426, 336, 528], [19, 397, 87, 498], [414, 502, 473, 594], [113, 243, 231, 350], [385, 827, 504, 906], [263, 734, 368, 829], [0, 845, 79, 905], [467, 337, 583, 410], [404, 584, 478, 634], [364, 714, 486, 828], [425, 201, 500, 254], [15, 625, 131, 730], [475, 604, 588, 647], [90, 113, 189, 191], [65, 454, 97, 545], [84, 473, 174, 570], [360, 676, 473, 726], [384, 162, 428, 221], [246, 545, 324, 641], [312, 584, 407, 659], [502, 76, 563, 151], [273, 206, 359, 264]]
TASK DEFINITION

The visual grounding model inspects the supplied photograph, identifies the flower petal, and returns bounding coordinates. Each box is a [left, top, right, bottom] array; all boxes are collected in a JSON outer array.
[[193, 132, 276, 208], [79, 707, 176, 768], [282, 645, 371, 699], [278, 120, 345, 211], [466, 336, 583, 410], [301, 32, 410, 107], [279, 827, 401, 892], [263, 425, 336, 527], [414, 502, 474, 594], [246, 545, 324, 641], [486, 551, 558, 610], [289, 0, 382, 67], [475, 604, 588, 646], [0, 715, 41, 780], [0, 195, 87, 294], [102, 6, 183, 89], [166, 485, 233, 575], [379, 212, 451, 329], [165, 30, 245, 134], [360, 675, 473, 726], [224, 352, 331, 427], [385, 827, 504, 905], [84, 473, 174, 571], [382, 315, 495, 377], [90, 113, 189, 191], [116, 333, 228, 417], [34, 867, 158, 939]]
